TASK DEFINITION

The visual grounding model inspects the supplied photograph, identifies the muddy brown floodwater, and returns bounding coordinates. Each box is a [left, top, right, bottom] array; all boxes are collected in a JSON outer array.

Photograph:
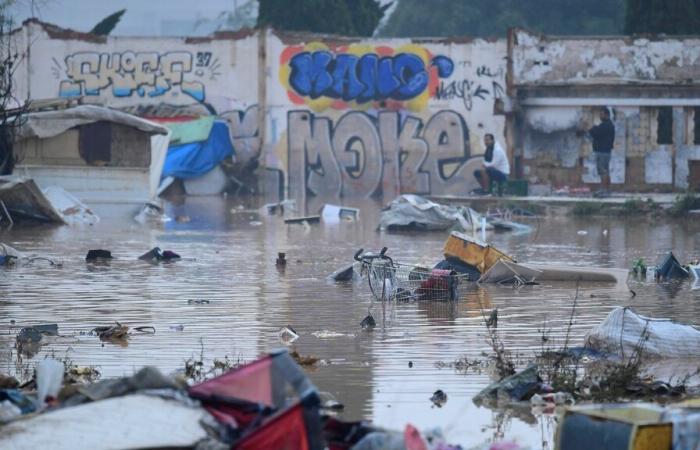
[[1, 195, 699, 448]]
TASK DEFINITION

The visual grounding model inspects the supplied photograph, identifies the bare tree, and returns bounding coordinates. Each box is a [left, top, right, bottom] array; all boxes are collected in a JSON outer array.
[[0, 0, 28, 174]]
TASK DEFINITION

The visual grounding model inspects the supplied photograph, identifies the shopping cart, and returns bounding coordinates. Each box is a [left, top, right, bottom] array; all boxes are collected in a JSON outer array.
[[353, 247, 474, 302]]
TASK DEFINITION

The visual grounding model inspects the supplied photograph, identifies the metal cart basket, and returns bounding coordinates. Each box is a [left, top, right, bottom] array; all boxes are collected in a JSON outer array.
[[354, 247, 474, 302]]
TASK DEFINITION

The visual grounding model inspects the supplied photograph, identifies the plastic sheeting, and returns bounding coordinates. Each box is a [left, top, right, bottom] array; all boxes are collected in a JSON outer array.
[[163, 116, 215, 146], [149, 130, 171, 200], [183, 164, 228, 195], [0, 394, 211, 450], [378, 195, 488, 232], [478, 260, 542, 284], [161, 121, 234, 180], [42, 186, 99, 225], [655, 252, 690, 280], [584, 307, 700, 360], [17, 105, 168, 140]]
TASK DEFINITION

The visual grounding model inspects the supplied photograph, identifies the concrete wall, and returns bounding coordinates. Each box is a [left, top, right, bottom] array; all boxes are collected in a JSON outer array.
[[511, 29, 700, 86], [510, 29, 700, 191], [21, 20, 263, 167], [15, 21, 508, 201], [15, 21, 700, 195], [264, 31, 507, 202]]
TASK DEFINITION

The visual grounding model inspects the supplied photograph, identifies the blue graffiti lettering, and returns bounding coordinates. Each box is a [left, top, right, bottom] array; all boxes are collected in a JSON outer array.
[[431, 55, 454, 78], [288, 51, 333, 99], [288, 51, 453, 103], [58, 50, 207, 103]]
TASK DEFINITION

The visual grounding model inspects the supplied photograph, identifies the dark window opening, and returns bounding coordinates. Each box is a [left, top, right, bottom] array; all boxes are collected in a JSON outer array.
[[694, 107, 700, 145], [657, 107, 673, 145]]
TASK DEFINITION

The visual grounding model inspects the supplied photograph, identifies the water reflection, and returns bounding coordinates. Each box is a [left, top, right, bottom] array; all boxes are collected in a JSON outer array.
[[0, 194, 698, 448]]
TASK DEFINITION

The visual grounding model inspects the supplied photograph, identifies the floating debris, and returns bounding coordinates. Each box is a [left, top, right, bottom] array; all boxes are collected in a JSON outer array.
[[430, 389, 448, 407], [360, 314, 376, 331], [92, 322, 129, 341], [311, 330, 345, 339], [278, 326, 299, 345], [85, 249, 112, 261], [290, 350, 319, 367], [139, 247, 181, 263]]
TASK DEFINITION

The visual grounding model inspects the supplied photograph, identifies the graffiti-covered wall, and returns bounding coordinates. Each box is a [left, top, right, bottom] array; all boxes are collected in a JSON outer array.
[[264, 31, 507, 202], [21, 20, 262, 165], [16, 21, 507, 199]]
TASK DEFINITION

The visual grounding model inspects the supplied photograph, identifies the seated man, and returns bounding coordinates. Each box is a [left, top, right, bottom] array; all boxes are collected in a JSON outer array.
[[473, 133, 510, 195]]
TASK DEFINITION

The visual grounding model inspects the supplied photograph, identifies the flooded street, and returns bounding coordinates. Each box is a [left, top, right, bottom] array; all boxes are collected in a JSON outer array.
[[1, 196, 699, 449]]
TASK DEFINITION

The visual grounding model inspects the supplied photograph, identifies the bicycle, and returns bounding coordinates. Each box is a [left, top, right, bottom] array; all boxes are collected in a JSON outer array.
[[354, 247, 474, 302]]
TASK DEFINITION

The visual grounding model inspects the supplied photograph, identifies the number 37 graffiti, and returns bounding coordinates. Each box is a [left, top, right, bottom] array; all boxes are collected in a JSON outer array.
[[55, 50, 220, 102]]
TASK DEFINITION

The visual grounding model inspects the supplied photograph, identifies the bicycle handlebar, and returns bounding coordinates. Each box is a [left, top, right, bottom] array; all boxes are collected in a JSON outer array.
[[354, 247, 393, 266], [354, 248, 364, 261]]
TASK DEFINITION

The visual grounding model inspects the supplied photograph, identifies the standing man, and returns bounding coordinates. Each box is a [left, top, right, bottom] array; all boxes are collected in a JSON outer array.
[[584, 107, 615, 196], [473, 133, 510, 195]]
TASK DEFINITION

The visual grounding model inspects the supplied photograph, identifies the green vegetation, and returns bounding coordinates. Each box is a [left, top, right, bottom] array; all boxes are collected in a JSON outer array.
[[380, 0, 624, 37], [625, 0, 700, 34], [257, 0, 391, 36], [572, 201, 605, 216], [669, 192, 700, 217], [631, 258, 647, 278], [621, 197, 660, 215], [89, 9, 126, 36]]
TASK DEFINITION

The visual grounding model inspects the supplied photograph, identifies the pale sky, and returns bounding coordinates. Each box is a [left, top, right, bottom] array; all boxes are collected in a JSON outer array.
[[9, 0, 242, 36], [9, 0, 396, 36]]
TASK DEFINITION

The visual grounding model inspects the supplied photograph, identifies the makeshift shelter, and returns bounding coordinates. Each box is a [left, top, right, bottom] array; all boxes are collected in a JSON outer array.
[[584, 307, 700, 360], [14, 105, 170, 203], [156, 117, 236, 196], [189, 349, 324, 450], [378, 195, 488, 231], [655, 252, 690, 280]]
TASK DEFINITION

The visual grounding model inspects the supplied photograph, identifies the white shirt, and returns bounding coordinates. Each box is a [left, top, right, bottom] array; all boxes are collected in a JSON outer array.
[[483, 141, 510, 175]]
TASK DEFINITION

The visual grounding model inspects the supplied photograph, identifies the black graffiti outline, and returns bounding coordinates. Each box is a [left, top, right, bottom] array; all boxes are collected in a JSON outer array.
[[331, 111, 383, 183], [422, 110, 471, 183], [287, 110, 340, 200], [434, 79, 492, 111], [380, 111, 431, 195], [287, 108, 479, 199], [476, 65, 504, 78]]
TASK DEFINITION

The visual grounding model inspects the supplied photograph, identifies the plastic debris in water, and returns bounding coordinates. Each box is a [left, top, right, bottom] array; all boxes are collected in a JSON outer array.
[[278, 325, 299, 345], [430, 389, 447, 407], [37, 359, 64, 407], [360, 314, 376, 330]]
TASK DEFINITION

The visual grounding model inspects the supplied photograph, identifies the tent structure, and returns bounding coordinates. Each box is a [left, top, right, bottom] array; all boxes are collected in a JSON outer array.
[[189, 350, 324, 450], [157, 118, 236, 195], [15, 105, 170, 203]]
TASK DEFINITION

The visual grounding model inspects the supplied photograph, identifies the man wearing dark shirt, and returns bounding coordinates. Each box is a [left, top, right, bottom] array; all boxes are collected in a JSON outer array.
[[586, 107, 615, 195]]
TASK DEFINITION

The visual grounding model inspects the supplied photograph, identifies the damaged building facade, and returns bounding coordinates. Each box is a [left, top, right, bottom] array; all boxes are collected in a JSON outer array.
[[8, 20, 700, 199], [509, 29, 700, 192]]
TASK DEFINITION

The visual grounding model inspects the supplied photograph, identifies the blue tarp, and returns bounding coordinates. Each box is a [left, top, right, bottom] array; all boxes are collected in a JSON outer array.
[[161, 121, 235, 179]]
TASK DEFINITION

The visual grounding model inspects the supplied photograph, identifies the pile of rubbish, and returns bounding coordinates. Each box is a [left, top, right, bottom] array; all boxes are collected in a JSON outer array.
[[473, 306, 700, 415], [0, 177, 99, 226], [585, 306, 700, 360], [378, 194, 531, 234], [0, 350, 461, 450], [631, 252, 700, 285], [378, 194, 486, 232], [334, 231, 627, 296]]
